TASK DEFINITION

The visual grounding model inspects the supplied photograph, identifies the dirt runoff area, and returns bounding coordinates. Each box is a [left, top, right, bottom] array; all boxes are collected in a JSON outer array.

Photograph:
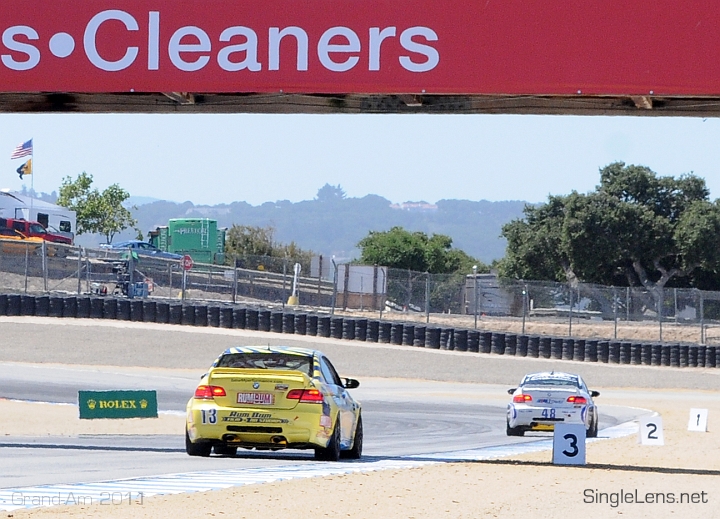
[[4, 393, 719, 519]]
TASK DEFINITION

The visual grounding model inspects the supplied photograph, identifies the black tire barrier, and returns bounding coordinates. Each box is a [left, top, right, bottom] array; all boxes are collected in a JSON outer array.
[[194, 305, 208, 327], [467, 330, 480, 353], [688, 345, 698, 368], [598, 341, 610, 363], [48, 295, 63, 318], [169, 303, 182, 325], [271, 312, 284, 333], [479, 332, 492, 354], [454, 329, 468, 352], [390, 323, 403, 345], [282, 313, 295, 334], [401, 325, 414, 346], [117, 299, 131, 321], [20, 294, 35, 316], [103, 298, 118, 320], [0, 294, 7, 315], [258, 310, 271, 332], [561, 338, 574, 361], [294, 314, 307, 335], [706, 346, 717, 368], [661, 344, 671, 366], [76, 296, 90, 318], [366, 320, 379, 342], [651, 344, 662, 366], [539, 337, 552, 359], [233, 307, 247, 329], [584, 340, 598, 362], [127, 299, 141, 322], [516, 335, 528, 357], [619, 342, 631, 364], [425, 327, 441, 348], [527, 336, 540, 358], [550, 337, 563, 359], [140, 300, 155, 323], [181, 304, 195, 326], [6, 294, 21, 316], [440, 328, 454, 350], [696, 345, 706, 368], [504, 334, 517, 356], [219, 307, 233, 328], [307, 315, 319, 336], [490, 333, 505, 355], [355, 319, 367, 341], [679, 344, 689, 367], [89, 297, 103, 319], [156, 301, 170, 324], [245, 309, 259, 330], [640, 343, 652, 365], [413, 324, 425, 346], [35, 295, 50, 317], [608, 341, 621, 363], [669, 344, 680, 367], [318, 316, 331, 338], [573, 339, 585, 362], [63, 296, 78, 318], [330, 317, 344, 339], [208, 306, 220, 328], [342, 319, 356, 341], [630, 343, 642, 365]]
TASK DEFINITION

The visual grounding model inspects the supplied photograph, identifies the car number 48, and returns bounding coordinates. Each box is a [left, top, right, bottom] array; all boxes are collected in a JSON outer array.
[[201, 409, 217, 424], [541, 408, 556, 419]]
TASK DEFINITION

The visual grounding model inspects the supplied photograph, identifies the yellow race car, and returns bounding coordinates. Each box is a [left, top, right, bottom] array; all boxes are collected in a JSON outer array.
[[186, 346, 362, 461]]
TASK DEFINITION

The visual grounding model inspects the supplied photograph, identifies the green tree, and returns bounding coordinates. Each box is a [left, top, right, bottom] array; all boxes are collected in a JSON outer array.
[[225, 224, 314, 273], [315, 183, 346, 203], [57, 172, 137, 244], [499, 162, 720, 296]]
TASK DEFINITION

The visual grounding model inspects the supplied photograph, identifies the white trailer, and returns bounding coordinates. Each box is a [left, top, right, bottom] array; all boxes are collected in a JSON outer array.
[[0, 190, 77, 243]]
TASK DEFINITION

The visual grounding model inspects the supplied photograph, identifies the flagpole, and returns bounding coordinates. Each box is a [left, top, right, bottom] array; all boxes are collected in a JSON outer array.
[[29, 143, 34, 222]]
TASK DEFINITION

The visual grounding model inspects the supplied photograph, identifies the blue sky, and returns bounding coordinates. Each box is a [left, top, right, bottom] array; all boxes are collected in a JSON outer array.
[[2, 113, 719, 206]]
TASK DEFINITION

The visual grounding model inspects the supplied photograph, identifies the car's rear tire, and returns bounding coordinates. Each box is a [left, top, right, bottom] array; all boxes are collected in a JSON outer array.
[[314, 420, 341, 462], [213, 444, 237, 457], [587, 414, 599, 438], [506, 419, 524, 437], [342, 414, 363, 460], [185, 429, 212, 457]]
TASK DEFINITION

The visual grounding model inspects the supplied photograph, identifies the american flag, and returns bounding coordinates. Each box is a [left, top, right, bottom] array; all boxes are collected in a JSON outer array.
[[10, 139, 33, 159]]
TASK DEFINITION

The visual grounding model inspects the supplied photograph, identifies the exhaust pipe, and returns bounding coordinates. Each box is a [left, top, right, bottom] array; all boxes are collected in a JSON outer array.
[[270, 436, 287, 445]]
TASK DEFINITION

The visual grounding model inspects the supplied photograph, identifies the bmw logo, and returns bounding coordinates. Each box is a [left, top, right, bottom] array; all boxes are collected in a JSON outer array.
[[253, 382, 260, 389]]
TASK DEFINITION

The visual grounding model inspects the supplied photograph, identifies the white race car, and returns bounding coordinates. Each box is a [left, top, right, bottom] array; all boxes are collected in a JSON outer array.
[[506, 371, 599, 437]]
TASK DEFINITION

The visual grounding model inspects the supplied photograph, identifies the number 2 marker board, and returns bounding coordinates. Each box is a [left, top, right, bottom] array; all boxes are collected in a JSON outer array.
[[552, 423, 586, 465], [639, 415, 664, 446]]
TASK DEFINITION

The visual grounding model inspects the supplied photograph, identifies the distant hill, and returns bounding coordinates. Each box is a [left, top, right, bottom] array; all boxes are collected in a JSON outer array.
[[76, 195, 529, 263]]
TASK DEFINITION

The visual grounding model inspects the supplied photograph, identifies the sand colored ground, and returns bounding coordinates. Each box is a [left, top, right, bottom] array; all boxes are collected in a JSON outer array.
[[7, 392, 720, 519]]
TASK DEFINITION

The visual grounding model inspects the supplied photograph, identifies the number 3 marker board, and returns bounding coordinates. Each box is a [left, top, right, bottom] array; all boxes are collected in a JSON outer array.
[[553, 423, 586, 465], [639, 415, 665, 446], [688, 409, 709, 432]]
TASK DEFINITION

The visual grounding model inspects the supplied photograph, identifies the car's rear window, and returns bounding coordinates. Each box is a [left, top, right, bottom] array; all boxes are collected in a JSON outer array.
[[216, 353, 312, 376], [523, 375, 579, 387]]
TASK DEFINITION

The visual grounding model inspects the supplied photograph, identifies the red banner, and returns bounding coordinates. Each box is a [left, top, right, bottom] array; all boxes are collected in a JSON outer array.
[[1, 1, 719, 95]]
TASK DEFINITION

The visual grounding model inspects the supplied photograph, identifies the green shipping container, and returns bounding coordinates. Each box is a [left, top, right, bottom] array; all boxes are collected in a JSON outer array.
[[168, 218, 217, 264]]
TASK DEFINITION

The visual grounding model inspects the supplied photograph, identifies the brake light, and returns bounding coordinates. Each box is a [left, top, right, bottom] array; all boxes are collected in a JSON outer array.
[[286, 389, 324, 403], [194, 385, 226, 399], [513, 394, 532, 403], [567, 396, 587, 404]]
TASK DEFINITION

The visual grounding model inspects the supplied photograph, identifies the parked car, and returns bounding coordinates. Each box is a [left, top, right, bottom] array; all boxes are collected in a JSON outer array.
[[0, 217, 72, 245], [99, 240, 183, 260]]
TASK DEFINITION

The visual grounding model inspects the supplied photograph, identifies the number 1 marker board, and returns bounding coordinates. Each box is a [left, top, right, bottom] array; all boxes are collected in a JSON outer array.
[[639, 415, 665, 446], [552, 423, 586, 465], [688, 408, 709, 432]]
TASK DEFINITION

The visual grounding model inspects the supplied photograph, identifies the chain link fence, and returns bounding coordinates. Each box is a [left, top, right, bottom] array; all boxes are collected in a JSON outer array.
[[2, 239, 719, 344]]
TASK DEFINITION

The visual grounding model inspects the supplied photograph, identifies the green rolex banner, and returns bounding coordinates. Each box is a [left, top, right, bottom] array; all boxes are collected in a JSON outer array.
[[78, 390, 158, 419]]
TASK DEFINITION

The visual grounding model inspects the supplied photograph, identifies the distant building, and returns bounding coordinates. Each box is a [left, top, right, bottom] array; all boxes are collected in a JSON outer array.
[[389, 201, 438, 212]]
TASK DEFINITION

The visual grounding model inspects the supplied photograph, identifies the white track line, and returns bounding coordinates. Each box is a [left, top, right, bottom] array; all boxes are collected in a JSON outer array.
[[0, 421, 637, 511]]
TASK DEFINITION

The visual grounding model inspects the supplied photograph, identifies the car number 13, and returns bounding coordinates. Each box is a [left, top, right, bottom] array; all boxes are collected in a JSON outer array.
[[201, 409, 217, 424], [541, 408, 556, 419]]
